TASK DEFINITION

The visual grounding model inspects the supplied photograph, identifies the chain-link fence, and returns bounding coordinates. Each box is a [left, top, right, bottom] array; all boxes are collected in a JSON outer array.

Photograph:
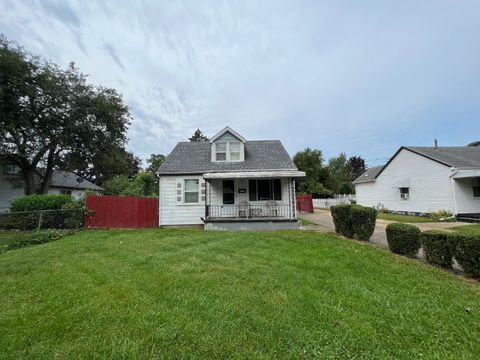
[[0, 208, 85, 230]]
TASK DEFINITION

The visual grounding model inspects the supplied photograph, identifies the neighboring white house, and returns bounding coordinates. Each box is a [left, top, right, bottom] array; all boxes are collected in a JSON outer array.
[[0, 164, 103, 211], [157, 126, 306, 230], [354, 146, 480, 220]]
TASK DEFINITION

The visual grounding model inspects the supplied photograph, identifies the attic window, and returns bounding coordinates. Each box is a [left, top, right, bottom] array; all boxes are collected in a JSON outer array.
[[473, 178, 480, 198], [216, 143, 227, 161], [229, 142, 240, 161]]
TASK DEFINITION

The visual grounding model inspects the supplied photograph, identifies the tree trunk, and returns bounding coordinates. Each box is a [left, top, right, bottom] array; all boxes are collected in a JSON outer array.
[[23, 167, 37, 195], [39, 147, 56, 194]]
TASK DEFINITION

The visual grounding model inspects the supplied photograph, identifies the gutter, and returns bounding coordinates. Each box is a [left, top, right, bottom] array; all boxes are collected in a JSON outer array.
[[449, 167, 458, 215]]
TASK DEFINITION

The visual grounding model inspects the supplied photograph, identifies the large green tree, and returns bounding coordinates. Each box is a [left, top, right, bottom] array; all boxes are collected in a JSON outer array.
[[145, 153, 166, 173], [348, 155, 367, 181], [103, 172, 157, 197], [326, 153, 354, 194], [0, 36, 131, 194], [293, 148, 332, 197]]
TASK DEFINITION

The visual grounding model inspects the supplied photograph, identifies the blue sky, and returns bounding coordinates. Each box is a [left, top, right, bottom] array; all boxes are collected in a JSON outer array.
[[1, 1, 479, 166]]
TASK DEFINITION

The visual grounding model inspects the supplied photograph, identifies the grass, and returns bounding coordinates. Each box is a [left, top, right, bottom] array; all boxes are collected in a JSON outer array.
[[449, 224, 480, 235], [377, 212, 435, 223], [298, 217, 318, 225], [1, 229, 479, 359], [0, 230, 39, 251]]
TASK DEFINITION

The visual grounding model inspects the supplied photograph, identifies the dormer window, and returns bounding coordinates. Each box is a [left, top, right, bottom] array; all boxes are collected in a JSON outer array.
[[210, 126, 247, 163], [216, 143, 227, 161], [229, 142, 240, 161]]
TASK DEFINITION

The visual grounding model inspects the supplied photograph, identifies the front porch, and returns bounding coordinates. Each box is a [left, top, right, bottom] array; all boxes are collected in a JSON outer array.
[[201, 171, 303, 230]]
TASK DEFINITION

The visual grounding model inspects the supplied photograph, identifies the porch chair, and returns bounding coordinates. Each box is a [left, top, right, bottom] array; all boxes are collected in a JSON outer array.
[[238, 200, 249, 218], [266, 200, 279, 217]]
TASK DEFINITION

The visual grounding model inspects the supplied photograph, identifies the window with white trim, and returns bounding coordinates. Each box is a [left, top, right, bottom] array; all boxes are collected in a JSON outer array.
[[184, 179, 199, 203], [400, 187, 409, 199], [473, 177, 480, 198], [229, 142, 240, 161], [60, 189, 72, 196], [216, 143, 227, 161]]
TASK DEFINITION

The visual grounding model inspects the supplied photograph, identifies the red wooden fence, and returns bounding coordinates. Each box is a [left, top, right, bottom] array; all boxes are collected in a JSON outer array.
[[296, 194, 314, 213], [84, 195, 158, 228]]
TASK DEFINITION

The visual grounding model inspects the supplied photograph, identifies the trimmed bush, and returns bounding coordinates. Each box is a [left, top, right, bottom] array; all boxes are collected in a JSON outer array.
[[386, 223, 421, 257], [350, 205, 377, 241], [453, 233, 480, 279], [420, 230, 455, 268], [10, 194, 72, 212], [331, 204, 354, 238]]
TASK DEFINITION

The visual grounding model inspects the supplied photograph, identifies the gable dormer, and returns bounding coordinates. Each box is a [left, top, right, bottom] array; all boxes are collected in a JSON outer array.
[[210, 127, 246, 162]]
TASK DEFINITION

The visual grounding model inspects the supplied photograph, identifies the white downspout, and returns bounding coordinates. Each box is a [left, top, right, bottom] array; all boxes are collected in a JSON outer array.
[[158, 175, 162, 226], [449, 168, 458, 215]]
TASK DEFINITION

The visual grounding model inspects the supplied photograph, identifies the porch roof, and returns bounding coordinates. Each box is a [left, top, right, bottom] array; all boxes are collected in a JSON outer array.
[[452, 169, 480, 179], [203, 170, 306, 179]]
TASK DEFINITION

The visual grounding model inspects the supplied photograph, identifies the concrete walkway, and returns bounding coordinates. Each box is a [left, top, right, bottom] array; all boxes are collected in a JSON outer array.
[[299, 209, 469, 250]]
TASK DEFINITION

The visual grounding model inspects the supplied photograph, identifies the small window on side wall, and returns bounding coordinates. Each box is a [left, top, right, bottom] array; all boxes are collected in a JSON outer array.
[[473, 177, 480, 198], [184, 179, 199, 203], [3, 164, 21, 175], [60, 189, 72, 196], [400, 187, 409, 200]]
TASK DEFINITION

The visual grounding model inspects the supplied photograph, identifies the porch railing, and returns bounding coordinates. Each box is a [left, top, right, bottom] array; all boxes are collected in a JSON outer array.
[[206, 204, 291, 219]]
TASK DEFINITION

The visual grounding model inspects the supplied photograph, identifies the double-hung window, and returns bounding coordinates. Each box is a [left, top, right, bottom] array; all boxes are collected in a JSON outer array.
[[184, 179, 199, 203], [400, 187, 409, 199], [473, 177, 480, 198], [229, 142, 241, 161], [215, 142, 241, 161], [216, 143, 227, 161]]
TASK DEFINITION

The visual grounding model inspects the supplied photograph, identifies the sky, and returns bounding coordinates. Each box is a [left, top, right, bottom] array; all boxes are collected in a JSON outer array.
[[1, 0, 480, 167]]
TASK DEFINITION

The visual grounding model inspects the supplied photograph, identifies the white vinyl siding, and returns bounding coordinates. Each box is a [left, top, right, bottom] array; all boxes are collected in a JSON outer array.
[[452, 177, 480, 214], [0, 170, 25, 211], [355, 149, 455, 213], [159, 175, 205, 225]]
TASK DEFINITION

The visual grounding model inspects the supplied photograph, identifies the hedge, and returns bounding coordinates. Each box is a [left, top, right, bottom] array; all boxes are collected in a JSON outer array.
[[452, 233, 480, 279], [420, 230, 456, 268], [386, 223, 421, 257], [331, 204, 355, 238], [10, 194, 73, 212], [350, 205, 377, 241]]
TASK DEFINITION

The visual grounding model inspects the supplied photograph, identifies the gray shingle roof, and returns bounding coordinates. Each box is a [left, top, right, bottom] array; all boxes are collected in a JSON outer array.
[[404, 146, 480, 169], [353, 166, 384, 184], [50, 170, 103, 191], [158, 140, 298, 174]]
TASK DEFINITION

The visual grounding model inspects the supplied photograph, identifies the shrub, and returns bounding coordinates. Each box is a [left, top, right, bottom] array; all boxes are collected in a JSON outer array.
[[453, 233, 480, 279], [61, 202, 86, 229], [331, 204, 354, 237], [4, 229, 69, 252], [429, 210, 454, 222], [350, 205, 377, 241], [386, 223, 421, 257], [10, 194, 73, 212], [420, 230, 456, 268]]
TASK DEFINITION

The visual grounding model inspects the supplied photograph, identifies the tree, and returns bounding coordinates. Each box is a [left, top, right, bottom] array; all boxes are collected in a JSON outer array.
[[188, 129, 209, 142], [58, 146, 141, 184], [348, 156, 367, 181], [293, 148, 331, 197], [145, 153, 166, 173], [0, 36, 130, 194], [468, 141, 480, 147], [326, 153, 354, 195], [103, 172, 156, 197]]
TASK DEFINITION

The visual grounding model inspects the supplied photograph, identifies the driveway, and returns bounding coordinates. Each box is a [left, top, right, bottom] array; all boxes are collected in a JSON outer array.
[[299, 209, 469, 250]]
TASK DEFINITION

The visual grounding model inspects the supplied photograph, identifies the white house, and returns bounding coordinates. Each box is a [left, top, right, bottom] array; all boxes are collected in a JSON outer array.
[[0, 164, 103, 211], [157, 127, 306, 230], [354, 146, 480, 220]]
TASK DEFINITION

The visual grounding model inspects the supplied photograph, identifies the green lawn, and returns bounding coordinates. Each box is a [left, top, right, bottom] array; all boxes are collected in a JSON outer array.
[[377, 212, 435, 223], [449, 224, 480, 235], [0, 231, 38, 251], [1, 229, 479, 359]]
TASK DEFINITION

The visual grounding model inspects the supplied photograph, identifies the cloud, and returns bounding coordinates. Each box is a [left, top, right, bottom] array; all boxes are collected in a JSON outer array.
[[1, 0, 479, 166]]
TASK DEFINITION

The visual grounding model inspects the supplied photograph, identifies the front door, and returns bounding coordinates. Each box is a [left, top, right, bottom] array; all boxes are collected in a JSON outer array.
[[222, 180, 235, 205]]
